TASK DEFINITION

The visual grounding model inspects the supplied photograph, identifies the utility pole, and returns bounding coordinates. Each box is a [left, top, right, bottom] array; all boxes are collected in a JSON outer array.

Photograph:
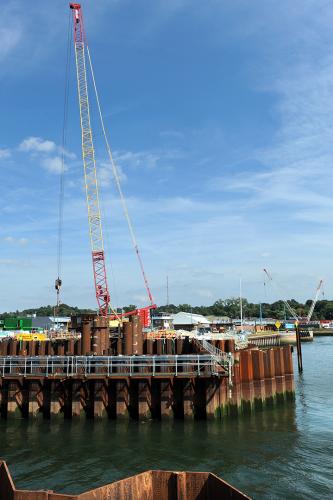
[[166, 275, 169, 307], [240, 278, 243, 332]]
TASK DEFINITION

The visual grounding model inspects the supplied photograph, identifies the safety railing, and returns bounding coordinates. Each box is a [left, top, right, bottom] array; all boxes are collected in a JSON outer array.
[[193, 339, 233, 368], [248, 334, 281, 348], [0, 355, 220, 378], [193, 339, 234, 387]]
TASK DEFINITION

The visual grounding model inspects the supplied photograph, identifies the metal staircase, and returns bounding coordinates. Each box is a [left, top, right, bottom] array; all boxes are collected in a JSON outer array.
[[193, 338, 234, 386]]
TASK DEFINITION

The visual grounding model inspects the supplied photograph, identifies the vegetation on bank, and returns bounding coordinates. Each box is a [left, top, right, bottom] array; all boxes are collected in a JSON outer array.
[[1, 298, 333, 320], [155, 298, 333, 320], [0, 304, 95, 319]]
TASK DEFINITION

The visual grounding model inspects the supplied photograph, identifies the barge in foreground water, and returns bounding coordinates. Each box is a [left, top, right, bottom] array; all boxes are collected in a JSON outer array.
[[0, 460, 250, 499]]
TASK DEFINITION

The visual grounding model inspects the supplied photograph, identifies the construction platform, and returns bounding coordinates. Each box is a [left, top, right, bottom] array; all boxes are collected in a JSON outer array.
[[0, 315, 295, 420], [0, 348, 294, 420]]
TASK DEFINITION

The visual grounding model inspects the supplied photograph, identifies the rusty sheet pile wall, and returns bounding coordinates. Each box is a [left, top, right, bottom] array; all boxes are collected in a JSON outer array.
[[0, 347, 294, 420], [0, 461, 251, 499]]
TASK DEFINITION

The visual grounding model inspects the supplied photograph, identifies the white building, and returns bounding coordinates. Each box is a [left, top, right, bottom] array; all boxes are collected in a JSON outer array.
[[171, 312, 210, 331]]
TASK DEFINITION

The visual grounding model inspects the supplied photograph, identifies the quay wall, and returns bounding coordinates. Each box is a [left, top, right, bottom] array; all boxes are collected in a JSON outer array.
[[0, 345, 294, 421]]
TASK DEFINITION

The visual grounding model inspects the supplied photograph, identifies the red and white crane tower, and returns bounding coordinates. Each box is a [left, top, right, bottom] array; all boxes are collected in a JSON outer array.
[[62, 3, 156, 325]]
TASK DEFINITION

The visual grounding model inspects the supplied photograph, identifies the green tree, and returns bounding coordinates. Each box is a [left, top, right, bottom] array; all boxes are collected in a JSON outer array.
[[122, 305, 137, 313]]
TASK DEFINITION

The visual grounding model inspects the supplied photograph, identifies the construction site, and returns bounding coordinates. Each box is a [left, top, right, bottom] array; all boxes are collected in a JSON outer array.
[[0, 4, 296, 423], [0, 312, 294, 420], [0, 3, 303, 499]]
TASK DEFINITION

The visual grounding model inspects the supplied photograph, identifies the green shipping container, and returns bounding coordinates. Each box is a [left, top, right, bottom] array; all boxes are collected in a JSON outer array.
[[4, 318, 18, 329], [18, 318, 32, 329]]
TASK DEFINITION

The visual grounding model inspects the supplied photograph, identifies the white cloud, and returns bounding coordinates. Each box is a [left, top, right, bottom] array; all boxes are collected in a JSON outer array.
[[0, 23, 22, 62], [131, 293, 149, 304], [18, 136, 73, 175], [41, 156, 65, 174], [210, 51, 333, 227], [98, 162, 127, 188], [0, 259, 19, 266], [196, 288, 214, 299], [114, 150, 160, 169], [3, 236, 28, 246], [160, 129, 184, 139], [19, 136, 56, 153], [59, 147, 76, 160], [0, 148, 11, 159]]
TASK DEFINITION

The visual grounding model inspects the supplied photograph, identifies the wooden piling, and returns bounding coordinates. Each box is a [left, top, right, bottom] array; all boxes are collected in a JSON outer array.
[[295, 324, 303, 372]]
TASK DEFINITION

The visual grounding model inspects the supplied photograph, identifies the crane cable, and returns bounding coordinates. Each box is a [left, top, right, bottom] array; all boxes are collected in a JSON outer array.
[[86, 45, 154, 306], [55, 11, 72, 311]]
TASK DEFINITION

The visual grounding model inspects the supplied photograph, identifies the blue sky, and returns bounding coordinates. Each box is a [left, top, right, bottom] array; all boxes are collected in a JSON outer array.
[[1, 0, 332, 311]]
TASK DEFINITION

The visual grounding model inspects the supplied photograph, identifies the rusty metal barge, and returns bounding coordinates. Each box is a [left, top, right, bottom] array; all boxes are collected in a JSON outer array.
[[0, 461, 251, 499]]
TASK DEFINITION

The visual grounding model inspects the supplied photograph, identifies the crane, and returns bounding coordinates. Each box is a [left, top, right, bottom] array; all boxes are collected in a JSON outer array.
[[263, 268, 299, 321], [306, 279, 324, 324], [69, 3, 155, 325], [70, 3, 110, 317]]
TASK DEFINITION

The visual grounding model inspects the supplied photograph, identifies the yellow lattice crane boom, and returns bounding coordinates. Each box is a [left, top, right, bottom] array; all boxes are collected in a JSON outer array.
[[70, 3, 110, 316]]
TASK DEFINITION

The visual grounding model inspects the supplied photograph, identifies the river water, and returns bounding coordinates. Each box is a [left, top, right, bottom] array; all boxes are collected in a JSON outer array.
[[0, 337, 332, 499]]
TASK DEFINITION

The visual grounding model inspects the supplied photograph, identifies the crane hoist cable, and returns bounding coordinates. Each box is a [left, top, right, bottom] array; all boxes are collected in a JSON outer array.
[[86, 45, 155, 307], [55, 9, 72, 311]]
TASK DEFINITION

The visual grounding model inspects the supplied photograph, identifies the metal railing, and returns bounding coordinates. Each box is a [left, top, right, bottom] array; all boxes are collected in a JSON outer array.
[[0, 355, 220, 378], [248, 334, 281, 347], [202, 340, 232, 366], [193, 339, 234, 387], [193, 339, 233, 368]]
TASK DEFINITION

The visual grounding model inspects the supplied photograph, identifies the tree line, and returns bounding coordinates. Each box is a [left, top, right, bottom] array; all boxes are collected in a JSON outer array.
[[0, 304, 95, 319], [155, 298, 333, 320], [1, 298, 333, 320]]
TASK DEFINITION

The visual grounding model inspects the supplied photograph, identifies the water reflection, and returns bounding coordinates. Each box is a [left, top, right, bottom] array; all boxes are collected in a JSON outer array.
[[0, 402, 298, 496]]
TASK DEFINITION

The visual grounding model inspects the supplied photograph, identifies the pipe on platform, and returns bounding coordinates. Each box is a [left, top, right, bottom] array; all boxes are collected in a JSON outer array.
[[124, 321, 133, 355], [81, 320, 91, 356]]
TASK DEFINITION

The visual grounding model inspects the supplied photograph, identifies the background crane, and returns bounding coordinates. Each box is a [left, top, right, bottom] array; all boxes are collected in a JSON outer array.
[[263, 268, 299, 321], [263, 269, 323, 325], [306, 279, 324, 324]]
